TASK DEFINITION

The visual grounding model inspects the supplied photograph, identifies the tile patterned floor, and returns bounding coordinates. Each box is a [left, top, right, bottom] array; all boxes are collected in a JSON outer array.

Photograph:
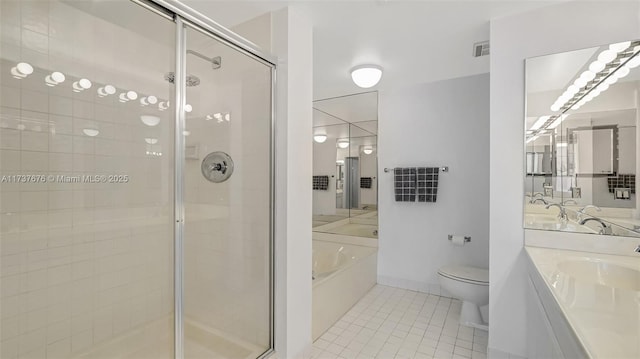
[[312, 285, 488, 359]]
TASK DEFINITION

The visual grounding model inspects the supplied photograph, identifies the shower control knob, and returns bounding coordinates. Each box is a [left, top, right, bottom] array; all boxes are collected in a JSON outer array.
[[201, 152, 234, 183]]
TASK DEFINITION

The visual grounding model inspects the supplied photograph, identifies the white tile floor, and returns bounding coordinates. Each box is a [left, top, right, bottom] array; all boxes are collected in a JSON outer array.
[[312, 285, 488, 359]]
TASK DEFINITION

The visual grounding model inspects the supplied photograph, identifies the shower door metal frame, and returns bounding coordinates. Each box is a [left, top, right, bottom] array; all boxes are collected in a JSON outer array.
[[132, 1, 277, 359]]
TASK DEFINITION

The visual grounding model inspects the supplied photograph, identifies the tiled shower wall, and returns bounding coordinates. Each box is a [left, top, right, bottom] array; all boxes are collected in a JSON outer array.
[[0, 1, 175, 358]]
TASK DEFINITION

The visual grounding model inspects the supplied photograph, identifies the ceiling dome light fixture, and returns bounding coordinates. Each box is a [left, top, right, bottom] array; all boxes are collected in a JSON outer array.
[[363, 147, 373, 155], [337, 139, 350, 149], [350, 64, 383, 88], [313, 134, 327, 143]]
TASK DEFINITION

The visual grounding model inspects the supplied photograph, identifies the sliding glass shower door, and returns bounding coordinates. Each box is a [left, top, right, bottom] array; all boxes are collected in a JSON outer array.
[[0, 1, 274, 359], [180, 23, 273, 359]]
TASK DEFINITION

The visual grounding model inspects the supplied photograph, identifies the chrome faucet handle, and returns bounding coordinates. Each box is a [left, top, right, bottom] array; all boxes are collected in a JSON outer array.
[[545, 203, 567, 220]]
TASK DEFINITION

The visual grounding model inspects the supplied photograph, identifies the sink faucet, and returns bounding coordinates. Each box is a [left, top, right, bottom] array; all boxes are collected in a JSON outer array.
[[579, 217, 613, 235], [546, 203, 568, 220], [531, 198, 549, 205], [577, 204, 601, 221]]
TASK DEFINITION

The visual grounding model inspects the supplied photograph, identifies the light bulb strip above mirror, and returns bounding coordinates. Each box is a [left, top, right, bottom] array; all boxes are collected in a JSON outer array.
[[527, 40, 640, 140]]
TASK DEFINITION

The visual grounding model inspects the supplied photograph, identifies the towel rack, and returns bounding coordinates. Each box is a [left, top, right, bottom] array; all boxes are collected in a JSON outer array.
[[384, 166, 449, 173]]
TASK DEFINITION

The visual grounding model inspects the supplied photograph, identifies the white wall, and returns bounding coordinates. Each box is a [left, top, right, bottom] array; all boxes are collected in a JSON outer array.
[[272, 7, 313, 359], [313, 140, 337, 215], [489, 2, 640, 357], [378, 74, 490, 293]]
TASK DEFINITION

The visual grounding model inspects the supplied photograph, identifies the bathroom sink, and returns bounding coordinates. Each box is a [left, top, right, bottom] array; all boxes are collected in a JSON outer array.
[[524, 214, 596, 233], [557, 259, 640, 291]]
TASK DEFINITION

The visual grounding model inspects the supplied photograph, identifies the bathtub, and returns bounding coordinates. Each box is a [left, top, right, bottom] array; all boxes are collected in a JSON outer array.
[[312, 240, 377, 340]]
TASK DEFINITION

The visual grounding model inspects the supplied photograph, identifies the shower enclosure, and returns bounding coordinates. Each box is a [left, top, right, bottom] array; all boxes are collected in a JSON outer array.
[[0, 1, 275, 358]]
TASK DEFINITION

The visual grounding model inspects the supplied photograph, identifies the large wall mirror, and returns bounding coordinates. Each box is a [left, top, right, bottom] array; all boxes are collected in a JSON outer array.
[[312, 92, 378, 238], [525, 39, 640, 237]]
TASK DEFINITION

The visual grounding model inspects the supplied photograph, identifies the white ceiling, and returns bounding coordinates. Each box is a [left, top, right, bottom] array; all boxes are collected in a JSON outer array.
[[183, 0, 560, 100]]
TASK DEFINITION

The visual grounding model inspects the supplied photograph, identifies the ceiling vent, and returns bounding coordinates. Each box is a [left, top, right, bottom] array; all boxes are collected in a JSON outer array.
[[473, 41, 490, 57]]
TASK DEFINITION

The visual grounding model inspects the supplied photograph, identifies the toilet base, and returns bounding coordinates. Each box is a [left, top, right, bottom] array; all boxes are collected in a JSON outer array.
[[459, 301, 489, 331]]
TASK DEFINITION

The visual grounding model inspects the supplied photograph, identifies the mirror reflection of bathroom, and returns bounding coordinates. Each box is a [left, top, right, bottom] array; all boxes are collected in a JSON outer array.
[[525, 39, 640, 237], [312, 92, 378, 238]]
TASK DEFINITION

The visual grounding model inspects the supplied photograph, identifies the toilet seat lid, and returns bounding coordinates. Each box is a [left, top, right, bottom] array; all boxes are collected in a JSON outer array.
[[438, 265, 489, 284]]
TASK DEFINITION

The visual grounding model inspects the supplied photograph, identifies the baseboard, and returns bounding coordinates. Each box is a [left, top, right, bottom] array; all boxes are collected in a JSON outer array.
[[487, 347, 527, 359], [377, 275, 453, 298]]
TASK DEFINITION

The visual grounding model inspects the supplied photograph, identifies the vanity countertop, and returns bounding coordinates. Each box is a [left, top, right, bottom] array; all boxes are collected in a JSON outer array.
[[525, 246, 640, 359]]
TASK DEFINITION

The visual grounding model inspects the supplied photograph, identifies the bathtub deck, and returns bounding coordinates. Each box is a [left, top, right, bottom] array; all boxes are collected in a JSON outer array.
[[311, 285, 489, 359]]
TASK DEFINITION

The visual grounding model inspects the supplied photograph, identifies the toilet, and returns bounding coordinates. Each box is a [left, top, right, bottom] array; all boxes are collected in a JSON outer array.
[[437, 265, 489, 330]]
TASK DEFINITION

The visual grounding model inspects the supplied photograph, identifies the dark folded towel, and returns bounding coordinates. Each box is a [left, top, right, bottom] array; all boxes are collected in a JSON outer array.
[[313, 175, 329, 190], [360, 177, 372, 189], [417, 167, 439, 202], [394, 168, 416, 202]]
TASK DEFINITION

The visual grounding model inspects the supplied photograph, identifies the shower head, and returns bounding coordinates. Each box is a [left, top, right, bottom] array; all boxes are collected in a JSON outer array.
[[164, 72, 201, 87]]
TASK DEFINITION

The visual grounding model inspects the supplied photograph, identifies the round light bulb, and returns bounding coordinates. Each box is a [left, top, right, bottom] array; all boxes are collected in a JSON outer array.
[[580, 70, 595, 81], [350, 65, 383, 88], [550, 103, 561, 112], [614, 66, 630, 79], [146, 95, 157, 105], [337, 139, 350, 149], [104, 85, 116, 95], [598, 49, 617, 64], [313, 134, 327, 143], [604, 75, 618, 85], [609, 41, 631, 53], [574, 78, 587, 88], [184, 104, 193, 113], [567, 85, 579, 94], [588, 61, 605, 73], [626, 56, 640, 69], [16, 62, 34, 76]]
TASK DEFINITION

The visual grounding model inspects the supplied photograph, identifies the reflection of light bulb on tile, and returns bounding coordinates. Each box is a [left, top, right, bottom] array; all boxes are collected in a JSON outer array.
[[183, 130, 190, 136], [73, 78, 92, 92], [119, 91, 137, 103], [144, 138, 158, 144], [224, 113, 230, 122], [82, 128, 99, 137], [97, 85, 116, 97], [184, 104, 193, 113], [140, 115, 160, 127], [213, 113, 223, 123], [140, 96, 157, 106], [158, 101, 169, 111], [11, 62, 33, 79], [205, 114, 213, 120], [45, 71, 65, 87]]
